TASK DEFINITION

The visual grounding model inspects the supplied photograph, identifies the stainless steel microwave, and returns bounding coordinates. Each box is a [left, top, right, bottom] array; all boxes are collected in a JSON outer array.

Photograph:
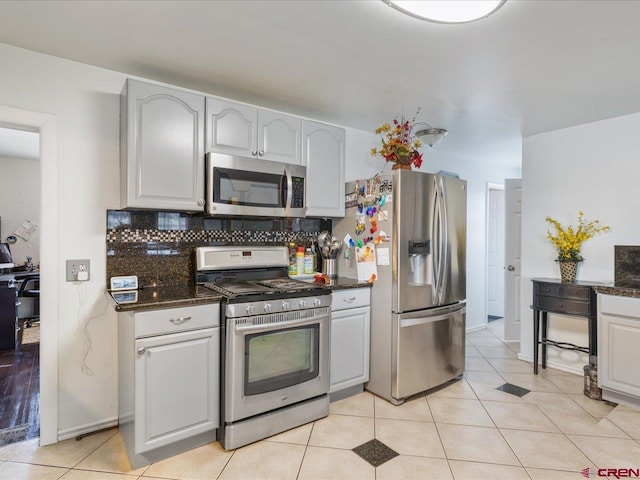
[[206, 153, 307, 217]]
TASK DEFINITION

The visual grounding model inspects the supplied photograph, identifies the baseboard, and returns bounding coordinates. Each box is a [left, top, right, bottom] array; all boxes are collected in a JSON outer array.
[[466, 324, 486, 333], [516, 353, 583, 376], [57, 417, 118, 442]]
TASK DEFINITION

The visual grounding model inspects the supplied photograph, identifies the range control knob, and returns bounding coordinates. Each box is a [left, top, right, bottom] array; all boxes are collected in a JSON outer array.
[[313, 298, 322, 307], [282, 301, 290, 311], [264, 303, 272, 313], [246, 305, 256, 315], [299, 299, 307, 309]]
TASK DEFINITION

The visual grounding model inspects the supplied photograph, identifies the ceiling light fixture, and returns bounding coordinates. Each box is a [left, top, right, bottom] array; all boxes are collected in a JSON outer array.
[[415, 126, 448, 147], [383, 0, 506, 24]]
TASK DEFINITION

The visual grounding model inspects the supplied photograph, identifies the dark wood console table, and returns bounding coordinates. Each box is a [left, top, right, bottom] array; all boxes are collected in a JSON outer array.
[[531, 278, 599, 374]]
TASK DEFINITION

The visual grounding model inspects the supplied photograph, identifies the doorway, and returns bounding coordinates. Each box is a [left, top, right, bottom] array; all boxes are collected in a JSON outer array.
[[0, 106, 59, 446], [486, 184, 505, 336], [0, 126, 41, 446]]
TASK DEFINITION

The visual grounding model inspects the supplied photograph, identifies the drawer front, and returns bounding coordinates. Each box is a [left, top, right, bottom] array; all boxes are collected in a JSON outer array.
[[535, 283, 590, 300], [536, 296, 590, 316], [331, 288, 371, 312], [135, 303, 220, 338]]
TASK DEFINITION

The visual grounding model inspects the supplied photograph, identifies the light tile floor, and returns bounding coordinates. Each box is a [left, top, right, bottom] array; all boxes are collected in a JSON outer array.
[[1, 319, 639, 479]]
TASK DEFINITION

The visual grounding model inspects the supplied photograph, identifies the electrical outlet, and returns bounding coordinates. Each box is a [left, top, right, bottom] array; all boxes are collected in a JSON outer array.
[[66, 259, 90, 282]]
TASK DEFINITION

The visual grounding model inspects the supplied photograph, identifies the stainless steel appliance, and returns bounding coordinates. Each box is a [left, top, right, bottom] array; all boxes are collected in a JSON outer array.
[[333, 170, 466, 404], [205, 153, 307, 217], [196, 246, 331, 450]]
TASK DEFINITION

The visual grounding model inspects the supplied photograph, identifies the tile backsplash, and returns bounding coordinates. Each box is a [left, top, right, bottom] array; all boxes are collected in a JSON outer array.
[[106, 210, 330, 287], [614, 245, 640, 281]]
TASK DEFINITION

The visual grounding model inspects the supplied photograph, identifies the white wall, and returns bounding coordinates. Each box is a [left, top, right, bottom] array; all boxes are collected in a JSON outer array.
[[346, 133, 522, 331], [0, 154, 40, 265], [0, 43, 123, 437], [521, 112, 640, 373]]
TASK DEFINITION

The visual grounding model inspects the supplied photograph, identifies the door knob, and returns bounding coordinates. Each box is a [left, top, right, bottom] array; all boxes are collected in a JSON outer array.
[[507, 265, 515, 271]]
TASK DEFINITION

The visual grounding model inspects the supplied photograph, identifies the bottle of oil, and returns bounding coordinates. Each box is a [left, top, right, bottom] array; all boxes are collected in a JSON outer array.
[[304, 248, 314, 274]]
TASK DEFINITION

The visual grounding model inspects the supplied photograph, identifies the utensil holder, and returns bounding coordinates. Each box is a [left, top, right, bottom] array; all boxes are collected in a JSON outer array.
[[322, 258, 337, 278]]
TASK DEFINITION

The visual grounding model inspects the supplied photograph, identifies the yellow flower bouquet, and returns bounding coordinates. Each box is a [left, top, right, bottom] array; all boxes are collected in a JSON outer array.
[[545, 211, 610, 262]]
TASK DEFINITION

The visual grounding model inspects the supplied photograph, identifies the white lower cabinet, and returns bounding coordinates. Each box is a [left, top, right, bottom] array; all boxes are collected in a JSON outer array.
[[119, 303, 220, 468], [598, 294, 640, 407], [330, 288, 371, 397]]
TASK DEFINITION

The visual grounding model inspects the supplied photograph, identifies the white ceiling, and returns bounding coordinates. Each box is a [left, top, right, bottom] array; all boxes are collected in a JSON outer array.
[[1, 0, 640, 168]]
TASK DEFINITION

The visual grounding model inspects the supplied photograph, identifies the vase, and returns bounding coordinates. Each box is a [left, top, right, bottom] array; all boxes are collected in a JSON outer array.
[[558, 260, 580, 283], [392, 155, 412, 170]]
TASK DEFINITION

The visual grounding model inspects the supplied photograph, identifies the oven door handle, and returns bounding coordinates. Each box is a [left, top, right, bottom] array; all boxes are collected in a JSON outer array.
[[232, 315, 326, 334]]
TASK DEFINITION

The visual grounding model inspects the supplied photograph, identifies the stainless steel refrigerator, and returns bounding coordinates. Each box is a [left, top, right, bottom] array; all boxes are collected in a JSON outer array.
[[333, 170, 466, 404]]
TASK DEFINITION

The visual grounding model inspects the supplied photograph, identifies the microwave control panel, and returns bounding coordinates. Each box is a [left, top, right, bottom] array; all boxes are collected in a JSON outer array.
[[291, 177, 305, 208]]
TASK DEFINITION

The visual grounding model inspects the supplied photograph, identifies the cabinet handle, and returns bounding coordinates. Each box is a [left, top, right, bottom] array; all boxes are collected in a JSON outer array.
[[137, 347, 146, 355], [251, 150, 258, 156], [344, 297, 356, 303], [169, 316, 192, 325], [258, 150, 265, 156]]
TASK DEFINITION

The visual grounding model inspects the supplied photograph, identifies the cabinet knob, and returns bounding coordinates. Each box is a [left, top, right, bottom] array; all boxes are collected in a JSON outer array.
[[197, 199, 205, 206], [251, 150, 258, 156], [137, 347, 146, 355], [258, 150, 265, 156], [507, 265, 515, 271]]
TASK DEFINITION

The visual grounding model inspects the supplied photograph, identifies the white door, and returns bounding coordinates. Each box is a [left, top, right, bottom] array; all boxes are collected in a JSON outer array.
[[504, 179, 522, 342], [487, 186, 505, 318]]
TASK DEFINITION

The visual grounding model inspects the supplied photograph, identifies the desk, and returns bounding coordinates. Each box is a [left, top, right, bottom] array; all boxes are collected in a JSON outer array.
[[531, 278, 599, 374]]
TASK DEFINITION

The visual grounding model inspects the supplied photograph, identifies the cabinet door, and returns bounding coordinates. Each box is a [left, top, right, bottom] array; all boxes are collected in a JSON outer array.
[[330, 306, 370, 393], [122, 80, 205, 211], [258, 110, 301, 164], [206, 97, 257, 156], [302, 121, 346, 217], [134, 327, 219, 454], [599, 312, 640, 397]]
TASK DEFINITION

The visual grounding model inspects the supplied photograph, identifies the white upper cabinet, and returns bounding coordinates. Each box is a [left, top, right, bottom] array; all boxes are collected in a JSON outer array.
[[302, 121, 346, 217], [121, 80, 205, 211], [206, 97, 301, 164]]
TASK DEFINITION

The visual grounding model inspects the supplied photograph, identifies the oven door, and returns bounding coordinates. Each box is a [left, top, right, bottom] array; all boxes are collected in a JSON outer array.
[[225, 307, 330, 423], [206, 153, 306, 217]]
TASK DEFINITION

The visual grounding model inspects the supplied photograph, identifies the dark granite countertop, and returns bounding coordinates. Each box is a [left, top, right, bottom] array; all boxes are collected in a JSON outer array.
[[106, 284, 223, 312], [595, 280, 640, 299], [294, 275, 372, 291], [107, 276, 370, 312], [321, 276, 372, 291]]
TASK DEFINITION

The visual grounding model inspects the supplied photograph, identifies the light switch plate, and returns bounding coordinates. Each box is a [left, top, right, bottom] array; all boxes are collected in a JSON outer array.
[[66, 259, 90, 282]]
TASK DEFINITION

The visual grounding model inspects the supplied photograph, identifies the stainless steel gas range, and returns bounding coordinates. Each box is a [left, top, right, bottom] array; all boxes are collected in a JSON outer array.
[[196, 246, 331, 450]]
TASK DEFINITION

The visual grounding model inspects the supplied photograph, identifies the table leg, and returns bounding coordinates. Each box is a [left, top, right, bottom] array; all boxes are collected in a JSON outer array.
[[588, 314, 597, 366], [541, 311, 548, 369], [533, 309, 539, 374]]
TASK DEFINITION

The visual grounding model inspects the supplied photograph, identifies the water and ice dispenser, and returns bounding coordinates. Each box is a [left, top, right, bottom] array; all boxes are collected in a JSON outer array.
[[408, 240, 431, 286]]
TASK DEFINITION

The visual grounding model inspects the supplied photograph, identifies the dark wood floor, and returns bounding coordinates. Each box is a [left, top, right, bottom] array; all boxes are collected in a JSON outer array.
[[0, 342, 39, 446]]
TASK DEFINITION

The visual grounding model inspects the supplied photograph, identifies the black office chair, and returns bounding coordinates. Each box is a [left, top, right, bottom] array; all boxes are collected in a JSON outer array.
[[17, 274, 39, 328]]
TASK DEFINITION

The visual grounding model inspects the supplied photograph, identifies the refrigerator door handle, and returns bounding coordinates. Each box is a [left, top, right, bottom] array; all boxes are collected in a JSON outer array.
[[400, 311, 463, 328], [438, 176, 449, 303], [431, 182, 440, 300]]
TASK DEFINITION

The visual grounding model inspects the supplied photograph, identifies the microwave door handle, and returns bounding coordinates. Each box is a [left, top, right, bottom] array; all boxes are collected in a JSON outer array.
[[283, 165, 293, 212]]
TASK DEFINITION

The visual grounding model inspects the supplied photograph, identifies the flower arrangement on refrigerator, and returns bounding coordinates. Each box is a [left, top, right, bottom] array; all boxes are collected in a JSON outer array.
[[370, 110, 423, 169], [545, 211, 610, 262]]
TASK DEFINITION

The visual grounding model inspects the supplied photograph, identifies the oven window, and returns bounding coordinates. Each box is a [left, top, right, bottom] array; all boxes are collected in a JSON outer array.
[[215, 168, 285, 207], [244, 324, 319, 396]]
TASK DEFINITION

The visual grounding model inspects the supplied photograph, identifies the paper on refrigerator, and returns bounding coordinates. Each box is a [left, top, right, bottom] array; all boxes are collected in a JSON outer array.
[[355, 244, 377, 281]]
